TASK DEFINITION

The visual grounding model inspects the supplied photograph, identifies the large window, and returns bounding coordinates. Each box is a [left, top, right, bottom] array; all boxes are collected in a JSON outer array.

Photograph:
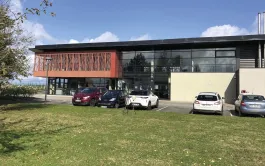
[[120, 47, 237, 98], [171, 51, 192, 72]]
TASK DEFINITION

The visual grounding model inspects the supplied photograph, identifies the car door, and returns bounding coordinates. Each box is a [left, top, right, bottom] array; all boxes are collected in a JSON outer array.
[[217, 94, 223, 106], [119, 91, 126, 106], [150, 91, 156, 105]]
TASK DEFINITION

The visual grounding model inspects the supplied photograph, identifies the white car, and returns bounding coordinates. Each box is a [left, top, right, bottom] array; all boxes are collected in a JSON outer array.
[[125, 90, 159, 110], [193, 92, 224, 115]]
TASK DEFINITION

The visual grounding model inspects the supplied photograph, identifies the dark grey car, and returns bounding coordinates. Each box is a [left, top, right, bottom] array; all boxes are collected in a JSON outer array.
[[234, 94, 265, 117]]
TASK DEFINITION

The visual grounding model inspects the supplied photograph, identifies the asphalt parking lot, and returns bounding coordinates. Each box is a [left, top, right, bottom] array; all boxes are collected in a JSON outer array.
[[127, 102, 234, 116], [34, 94, 235, 117]]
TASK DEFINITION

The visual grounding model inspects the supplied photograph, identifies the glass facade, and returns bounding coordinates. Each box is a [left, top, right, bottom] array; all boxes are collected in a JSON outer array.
[[47, 47, 237, 99], [48, 77, 111, 95], [118, 48, 236, 99]]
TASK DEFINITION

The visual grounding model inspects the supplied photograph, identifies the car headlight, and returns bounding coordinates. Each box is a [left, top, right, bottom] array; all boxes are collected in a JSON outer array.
[[83, 96, 90, 100], [109, 98, 116, 101]]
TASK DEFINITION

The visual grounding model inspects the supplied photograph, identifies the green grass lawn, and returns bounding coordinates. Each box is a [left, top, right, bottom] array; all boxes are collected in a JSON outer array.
[[1, 104, 265, 166]]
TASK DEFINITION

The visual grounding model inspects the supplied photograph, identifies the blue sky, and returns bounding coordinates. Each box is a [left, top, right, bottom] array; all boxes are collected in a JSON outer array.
[[23, 0, 263, 42], [10, 0, 265, 83]]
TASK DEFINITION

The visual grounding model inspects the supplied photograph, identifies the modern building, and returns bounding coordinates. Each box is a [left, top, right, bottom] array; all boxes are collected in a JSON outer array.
[[30, 34, 265, 103]]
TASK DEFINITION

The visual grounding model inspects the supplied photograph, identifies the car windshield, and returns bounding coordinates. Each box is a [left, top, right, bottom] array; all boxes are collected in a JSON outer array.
[[130, 91, 148, 96], [81, 88, 97, 94], [103, 91, 119, 98], [197, 95, 218, 101], [243, 95, 265, 101], [75, 88, 85, 93]]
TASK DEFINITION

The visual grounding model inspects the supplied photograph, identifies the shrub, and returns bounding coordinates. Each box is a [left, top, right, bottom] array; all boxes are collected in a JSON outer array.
[[0, 85, 43, 98]]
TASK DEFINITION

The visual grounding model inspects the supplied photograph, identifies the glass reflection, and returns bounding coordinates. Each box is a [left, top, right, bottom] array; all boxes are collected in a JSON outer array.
[[172, 51, 191, 59], [122, 51, 135, 59], [120, 48, 237, 97], [216, 51, 235, 57], [135, 51, 154, 59]]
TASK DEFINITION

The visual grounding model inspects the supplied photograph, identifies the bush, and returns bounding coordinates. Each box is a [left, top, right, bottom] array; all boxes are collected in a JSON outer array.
[[0, 85, 44, 98]]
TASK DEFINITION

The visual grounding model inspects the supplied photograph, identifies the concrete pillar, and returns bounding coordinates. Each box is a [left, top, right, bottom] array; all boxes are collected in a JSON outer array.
[[150, 59, 154, 91], [258, 13, 262, 68], [259, 42, 262, 68], [263, 12, 265, 68]]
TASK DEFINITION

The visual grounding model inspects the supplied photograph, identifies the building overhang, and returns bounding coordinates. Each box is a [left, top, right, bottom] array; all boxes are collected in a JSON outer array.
[[29, 34, 265, 53]]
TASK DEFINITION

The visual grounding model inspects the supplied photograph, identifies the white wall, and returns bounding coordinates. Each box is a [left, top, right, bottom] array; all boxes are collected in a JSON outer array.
[[239, 69, 265, 96], [170, 73, 236, 103]]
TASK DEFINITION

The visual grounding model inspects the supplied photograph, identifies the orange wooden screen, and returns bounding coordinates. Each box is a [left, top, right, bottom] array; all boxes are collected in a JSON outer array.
[[33, 51, 120, 78]]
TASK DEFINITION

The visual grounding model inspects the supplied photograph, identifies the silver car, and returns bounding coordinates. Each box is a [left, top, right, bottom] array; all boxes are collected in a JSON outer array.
[[234, 94, 265, 117]]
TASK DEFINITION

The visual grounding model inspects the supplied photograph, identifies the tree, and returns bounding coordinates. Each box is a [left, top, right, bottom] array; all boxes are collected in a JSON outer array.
[[1, 0, 55, 22], [0, 0, 54, 86], [0, 6, 31, 85], [155, 52, 171, 73], [125, 53, 151, 72]]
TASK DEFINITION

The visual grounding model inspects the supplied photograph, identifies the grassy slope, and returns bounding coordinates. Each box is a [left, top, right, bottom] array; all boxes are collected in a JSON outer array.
[[1, 104, 265, 166]]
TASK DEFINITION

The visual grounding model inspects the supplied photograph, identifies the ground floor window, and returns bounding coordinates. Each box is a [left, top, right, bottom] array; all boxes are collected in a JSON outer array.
[[48, 77, 111, 95], [117, 75, 170, 99]]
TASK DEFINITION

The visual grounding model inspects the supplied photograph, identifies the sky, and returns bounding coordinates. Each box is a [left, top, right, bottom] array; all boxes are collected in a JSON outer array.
[[8, 0, 265, 84]]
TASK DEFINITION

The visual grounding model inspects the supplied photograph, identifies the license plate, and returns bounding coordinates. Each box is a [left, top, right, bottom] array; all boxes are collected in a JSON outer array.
[[133, 104, 139, 106], [203, 104, 212, 106], [75, 100, 81, 102], [250, 105, 260, 108], [101, 106, 107, 108]]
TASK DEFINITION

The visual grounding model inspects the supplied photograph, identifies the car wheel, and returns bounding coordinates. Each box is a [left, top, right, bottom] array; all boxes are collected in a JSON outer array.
[[90, 99, 96, 107], [220, 107, 224, 116], [154, 99, 159, 108], [115, 103, 119, 109], [238, 110, 244, 117], [147, 102, 151, 110]]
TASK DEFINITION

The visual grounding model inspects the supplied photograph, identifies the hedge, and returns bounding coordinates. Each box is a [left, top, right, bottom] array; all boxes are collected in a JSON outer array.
[[0, 85, 44, 98]]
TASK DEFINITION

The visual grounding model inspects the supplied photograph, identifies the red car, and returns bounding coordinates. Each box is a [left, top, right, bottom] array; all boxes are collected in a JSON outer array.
[[72, 87, 108, 106]]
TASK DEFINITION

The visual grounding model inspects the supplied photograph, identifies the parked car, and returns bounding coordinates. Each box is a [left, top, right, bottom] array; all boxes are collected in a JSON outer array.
[[75, 88, 85, 94], [72, 87, 108, 106], [125, 90, 159, 110], [234, 93, 265, 117], [193, 92, 224, 115], [97, 90, 126, 108]]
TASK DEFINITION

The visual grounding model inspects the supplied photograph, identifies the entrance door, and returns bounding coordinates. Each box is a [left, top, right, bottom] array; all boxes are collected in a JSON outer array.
[[154, 84, 169, 99], [154, 75, 169, 99], [48, 78, 56, 95]]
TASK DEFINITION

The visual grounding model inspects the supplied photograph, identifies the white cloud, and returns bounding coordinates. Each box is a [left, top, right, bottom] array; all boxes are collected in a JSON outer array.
[[130, 34, 151, 41], [86, 31, 119, 43], [68, 31, 120, 44], [69, 39, 79, 44], [201, 16, 259, 37], [8, 0, 23, 17], [201, 25, 249, 37]]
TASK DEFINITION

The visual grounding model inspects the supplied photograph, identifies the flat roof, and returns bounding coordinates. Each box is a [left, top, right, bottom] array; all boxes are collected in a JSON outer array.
[[30, 34, 265, 52]]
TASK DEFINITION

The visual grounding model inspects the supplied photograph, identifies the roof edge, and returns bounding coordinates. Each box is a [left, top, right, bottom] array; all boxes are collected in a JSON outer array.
[[31, 34, 265, 52]]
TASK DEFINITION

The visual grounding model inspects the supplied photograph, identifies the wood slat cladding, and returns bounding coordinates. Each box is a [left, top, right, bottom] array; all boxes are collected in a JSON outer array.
[[33, 51, 120, 78], [34, 52, 112, 72]]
